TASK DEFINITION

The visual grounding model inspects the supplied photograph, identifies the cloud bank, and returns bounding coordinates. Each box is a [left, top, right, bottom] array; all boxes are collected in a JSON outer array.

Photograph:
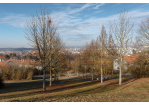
[[1, 4, 149, 47]]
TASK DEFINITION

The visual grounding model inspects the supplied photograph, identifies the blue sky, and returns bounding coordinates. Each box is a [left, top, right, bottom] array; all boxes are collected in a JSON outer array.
[[1, 2, 149, 48]]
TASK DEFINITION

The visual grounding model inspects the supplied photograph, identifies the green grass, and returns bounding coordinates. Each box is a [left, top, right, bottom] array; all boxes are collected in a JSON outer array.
[[0, 78, 149, 102]]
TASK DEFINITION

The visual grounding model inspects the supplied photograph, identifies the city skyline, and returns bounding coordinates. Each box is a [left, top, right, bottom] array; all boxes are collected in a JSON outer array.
[[1, 2, 149, 48]]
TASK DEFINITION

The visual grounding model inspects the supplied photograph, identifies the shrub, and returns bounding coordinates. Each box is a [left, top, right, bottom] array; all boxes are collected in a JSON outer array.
[[33, 69, 39, 75], [0, 75, 4, 88], [33, 68, 43, 75], [21, 69, 28, 79], [16, 69, 23, 80], [27, 69, 33, 80], [1, 65, 13, 80], [129, 55, 149, 78], [1, 65, 34, 80], [11, 69, 16, 80]]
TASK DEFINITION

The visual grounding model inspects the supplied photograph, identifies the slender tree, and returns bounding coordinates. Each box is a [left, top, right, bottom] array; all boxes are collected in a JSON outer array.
[[81, 45, 90, 79], [97, 25, 108, 83], [88, 40, 97, 81], [110, 11, 133, 85]]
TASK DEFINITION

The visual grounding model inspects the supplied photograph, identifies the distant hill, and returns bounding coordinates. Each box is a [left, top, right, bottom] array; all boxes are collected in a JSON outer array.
[[65, 46, 83, 48], [0, 46, 84, 52], [0, 48, 32, 52]]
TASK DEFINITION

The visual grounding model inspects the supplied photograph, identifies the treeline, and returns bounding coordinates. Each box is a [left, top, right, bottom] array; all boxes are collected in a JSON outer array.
[[71, 10, 149, 84], [71, 25, 117, 82]]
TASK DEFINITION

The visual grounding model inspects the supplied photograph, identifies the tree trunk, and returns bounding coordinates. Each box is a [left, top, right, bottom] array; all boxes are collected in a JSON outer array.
[[85, 65, 87, 79], [82, 72, 84, 79], [101, 67, 103, 83], [54, 73, 56, 83], [56, 73, 59, 81], [119, 57, 122, 85], [101, 51, 103, 83], [59, 72, 60, 78], [49, 69, 52, 86], [43, 69, 46, 91], [92, 72, 93, 81]]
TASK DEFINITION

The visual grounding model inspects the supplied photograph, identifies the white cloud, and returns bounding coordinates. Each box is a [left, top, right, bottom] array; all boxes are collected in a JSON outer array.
[[0, 14, 28, 28], [1, 5, 149, 46], [56, 9, 149, 46], [93, 3, 105, 9], [68, 3, 94, 14]]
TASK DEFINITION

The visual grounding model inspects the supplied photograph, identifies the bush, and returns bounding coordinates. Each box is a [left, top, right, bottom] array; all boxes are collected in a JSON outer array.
[[1, 66, 13, 80], [129, 55, 149, 78], [11, 69, 16, 80], [26, 68, 34, 80], [1, 65, 34, 80], [16, 69, 23, 80], [27, 70, 33, 80], [0, 75, 4, 88], [33, 69, 43, 75]]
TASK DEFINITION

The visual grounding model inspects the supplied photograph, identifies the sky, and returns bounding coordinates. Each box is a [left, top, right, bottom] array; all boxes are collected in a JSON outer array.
[[0, 1, 149, 48]]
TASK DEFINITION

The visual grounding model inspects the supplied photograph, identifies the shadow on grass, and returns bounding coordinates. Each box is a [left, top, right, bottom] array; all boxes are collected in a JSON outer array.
[[0, 84, 42, 93], [0, 79, 58, 94], [0, 80, 100, 100], [0, 78, 92, 94], [23, 78, 138, 102], [0, 77, 4, 89], [12, 79, 121, 102], [119, 78, 138, 90], [0, 78, 136, 102]]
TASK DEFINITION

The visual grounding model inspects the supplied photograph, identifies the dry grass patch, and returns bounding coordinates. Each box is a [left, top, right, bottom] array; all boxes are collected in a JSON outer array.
[[0, 78, 149, 102]]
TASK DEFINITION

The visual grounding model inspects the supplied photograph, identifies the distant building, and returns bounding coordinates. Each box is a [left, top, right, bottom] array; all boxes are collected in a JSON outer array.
[[113, 54, 139, 71], [75, 47, 76, 51], [0, 59, 42, 72], [0, 56, 5, 62], [116, 47, 137, 56], [113, 57, 128, 71]]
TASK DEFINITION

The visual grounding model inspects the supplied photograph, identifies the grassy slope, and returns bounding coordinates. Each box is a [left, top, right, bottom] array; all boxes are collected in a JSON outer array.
[[0, 78, 149, 102]]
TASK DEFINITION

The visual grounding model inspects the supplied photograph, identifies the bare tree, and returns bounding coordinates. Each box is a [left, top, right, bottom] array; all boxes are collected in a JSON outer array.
[[88, 40, 97, 81], [110, 11, 133, 85], [48, 35, 65, 85], [139, 18, 149, 43], [137, 17, 149, 70], [107, 28, 118, 75], [97, 25, 108, 83], [25, 8, 64, 91], [81, 45, 90, 79]]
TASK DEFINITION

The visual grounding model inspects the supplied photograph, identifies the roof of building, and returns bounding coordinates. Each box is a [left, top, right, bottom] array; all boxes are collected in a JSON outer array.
[[124, 54, 140, 63], [0, 56, 5, 59], [0, 59, 41, 68], [0, 60, 13, 68]]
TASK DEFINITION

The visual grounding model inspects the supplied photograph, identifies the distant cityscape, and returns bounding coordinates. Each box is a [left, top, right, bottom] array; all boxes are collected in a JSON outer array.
[[0, 46, 84, 57], [0, 45, 149, 58]]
